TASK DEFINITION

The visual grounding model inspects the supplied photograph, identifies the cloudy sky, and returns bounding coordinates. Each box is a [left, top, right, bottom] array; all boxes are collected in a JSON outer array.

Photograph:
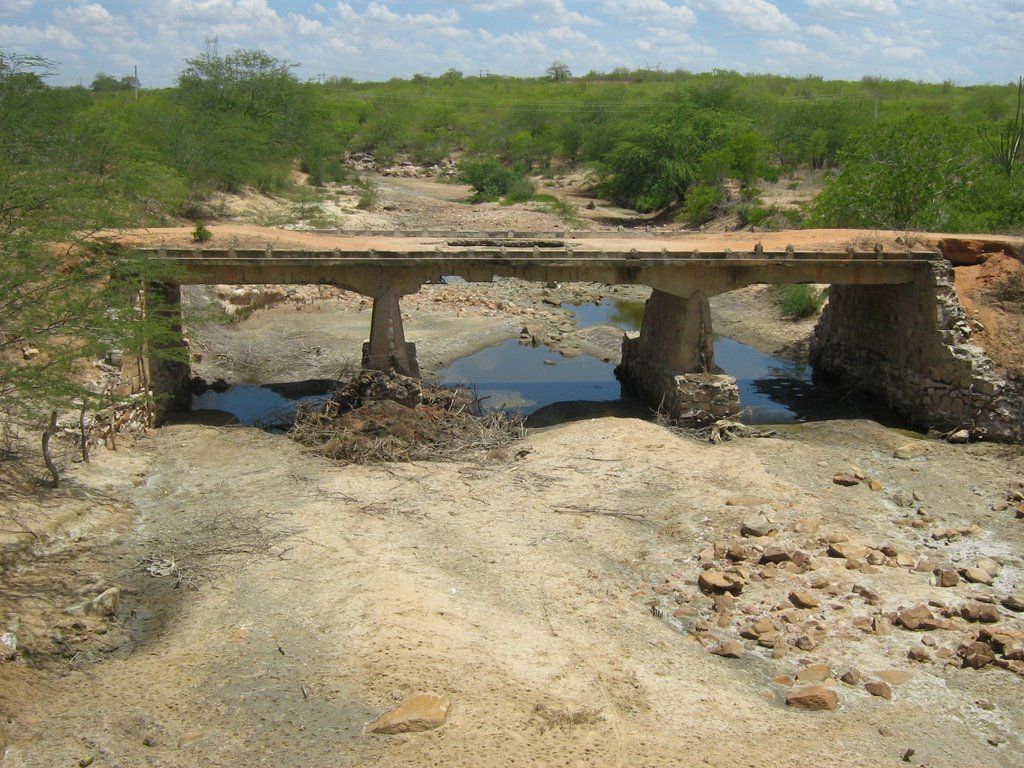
[[0, 0, 1021, 87]]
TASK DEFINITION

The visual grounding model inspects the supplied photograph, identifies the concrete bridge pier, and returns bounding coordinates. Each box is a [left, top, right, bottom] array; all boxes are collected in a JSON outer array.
[[616, 288, 739, 425], [361, 287, 420, 378]]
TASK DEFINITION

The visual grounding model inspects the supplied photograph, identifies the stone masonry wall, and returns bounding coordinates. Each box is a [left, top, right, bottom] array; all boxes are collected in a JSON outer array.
[[810, 261, 1024, 442]]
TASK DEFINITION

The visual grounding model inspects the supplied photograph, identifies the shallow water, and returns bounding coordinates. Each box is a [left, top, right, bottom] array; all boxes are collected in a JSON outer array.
[[192, 385, 330, 427], [192, 298, 901, 428]]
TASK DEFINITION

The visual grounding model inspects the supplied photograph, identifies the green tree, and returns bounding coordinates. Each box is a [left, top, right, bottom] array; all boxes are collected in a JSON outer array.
[[811, 114, 981, 230], [0, 52, 186, 452]]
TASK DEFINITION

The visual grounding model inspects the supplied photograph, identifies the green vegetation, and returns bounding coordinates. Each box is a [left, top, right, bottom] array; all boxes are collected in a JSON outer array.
[[1, 53, 187, 452], [774, 285, 827, 319], [191, 223, 213, 242]]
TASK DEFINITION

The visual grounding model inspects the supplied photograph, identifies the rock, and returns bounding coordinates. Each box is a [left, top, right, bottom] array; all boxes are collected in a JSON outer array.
[[895, 553, 915, 568], [840, 669, 862, 686], [710, 640, 744, 659], [1001, 595, 1024, 612], [853, 584, 881, 605], [698, 570, 743, 596], [976, 557, 1001, 577], [366, 693, 450, 734], [935, 568, 959, 588], [725, 496, 771, 507], [64, 587, 119, 618], [961, 567, 994, 585], [875, 670, 910, 686], [892, 490, 916, 508], [740, 514, 774, 537], [712, 593, 735, 612], [961, 603, 1000, 623], [335, 369, 423, 409], [785, 685, 838, 711], [794, 634, 816, 651], [760, 547, 791, 564], [894, 442, 930, 460], [961, 642, 996, 669], [832, 473, 860, 487], [865, 681, 892, 699], [796, 663, 832, 683], [896, 605, 944, 631], [948, 429, 970, 444], [828, 542, 869, 560], [789, 591, 820, 609], [868, 479, 883, 492], [908, 645, 932, 663], [794, 518, 820, 534], [872, 616, 893, 636], [22, 347, 39, 360]]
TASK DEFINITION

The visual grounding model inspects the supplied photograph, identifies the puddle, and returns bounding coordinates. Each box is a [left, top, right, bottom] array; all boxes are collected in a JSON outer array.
[[438, 339, 620, 413], [191, 383, 333, 428], [442, 299, 903, 425]]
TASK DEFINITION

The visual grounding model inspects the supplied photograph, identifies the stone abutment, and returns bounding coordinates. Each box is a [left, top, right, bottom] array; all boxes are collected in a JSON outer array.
[[810, 262, 1024, 442]]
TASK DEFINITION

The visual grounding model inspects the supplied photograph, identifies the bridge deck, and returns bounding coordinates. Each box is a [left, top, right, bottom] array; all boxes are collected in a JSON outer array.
[[103, 226, 1000, 292]]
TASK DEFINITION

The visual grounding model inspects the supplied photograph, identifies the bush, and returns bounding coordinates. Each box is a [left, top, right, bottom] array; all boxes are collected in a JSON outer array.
[[774, 285, 825, 319], [191, 223, 212, 242], [681, 184, 722, 226], [504, 175, 537, 203], [457, 157, 517, 200]]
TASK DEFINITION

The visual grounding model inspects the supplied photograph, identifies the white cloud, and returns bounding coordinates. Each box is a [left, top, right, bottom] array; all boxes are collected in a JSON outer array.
[[602, 0, 697, 28], [469, 0, 596, 25], [0, 0, 34, 17], [807, 0, 899, 15], [697, 0, 797, 34]]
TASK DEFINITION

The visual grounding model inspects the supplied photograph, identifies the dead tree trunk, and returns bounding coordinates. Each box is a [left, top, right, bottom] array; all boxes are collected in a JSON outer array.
[[42, 410, 59, 488], [79, 401, 90, 463]]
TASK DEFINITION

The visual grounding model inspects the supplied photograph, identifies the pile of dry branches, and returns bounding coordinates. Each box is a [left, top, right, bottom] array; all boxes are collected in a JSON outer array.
[[290, 371, 524, 463]]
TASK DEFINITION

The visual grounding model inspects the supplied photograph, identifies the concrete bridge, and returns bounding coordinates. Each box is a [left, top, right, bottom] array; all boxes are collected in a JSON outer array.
[[116, 227, 1022, 441]]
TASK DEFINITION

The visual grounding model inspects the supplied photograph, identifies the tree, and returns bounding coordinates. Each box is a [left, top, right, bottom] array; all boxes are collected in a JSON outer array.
[[811, 114, 981, 230], [0, 52, 186, 459], [545, 61, 571, 82], [90, 73, 137, 93]]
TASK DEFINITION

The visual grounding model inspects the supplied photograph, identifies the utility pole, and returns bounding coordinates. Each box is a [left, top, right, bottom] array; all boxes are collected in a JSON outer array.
[[133, 64, 139, 101]]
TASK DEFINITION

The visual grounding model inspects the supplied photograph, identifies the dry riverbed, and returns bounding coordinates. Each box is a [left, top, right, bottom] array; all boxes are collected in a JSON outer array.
[[2, 411, 1023, 767]]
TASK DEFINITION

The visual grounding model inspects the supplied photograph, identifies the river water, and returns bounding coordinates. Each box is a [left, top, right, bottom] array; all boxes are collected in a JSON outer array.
[[193, 298, 895, 428]]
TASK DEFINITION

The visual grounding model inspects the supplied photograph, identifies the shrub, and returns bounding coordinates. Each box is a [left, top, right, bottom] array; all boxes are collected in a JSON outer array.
[[191, 223, 212, 242], [681, 184, 722, 226], [504, 175, 537, 203], [774, 284, 825, 319], [457, 157, 517, 200]]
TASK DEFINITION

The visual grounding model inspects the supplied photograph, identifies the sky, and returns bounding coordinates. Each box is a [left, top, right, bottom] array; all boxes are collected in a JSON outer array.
[[0, 0, 1021, 87]]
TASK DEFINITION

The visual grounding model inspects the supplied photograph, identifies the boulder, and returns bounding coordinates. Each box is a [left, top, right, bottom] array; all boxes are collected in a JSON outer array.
[[789, 591, 820, 609], [961, 642, 996, 669], [796, 663, 832, 683], [64, 587, 119, 618], [894, 442, 930, 460], [710, 640, 744, 659], [828, 542, 869, 560], [740, 514, 774, 537], [832, 473, 860, 487], [961, 603, 1000, 624], [366, 693, 450, 734], [698, 570, 743, 596], [961, 567, 994, 586], [786, 685, 838, 711], [865, 681, 892, 700]]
